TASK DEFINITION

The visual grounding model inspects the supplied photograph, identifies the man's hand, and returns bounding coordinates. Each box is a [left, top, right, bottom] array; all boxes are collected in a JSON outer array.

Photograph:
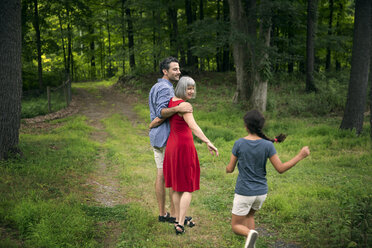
[[177, 102, 193, 114]]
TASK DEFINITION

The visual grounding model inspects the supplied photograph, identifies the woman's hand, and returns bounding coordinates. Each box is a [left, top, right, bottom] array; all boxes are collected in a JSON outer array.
[[206, 141, 219, 156]]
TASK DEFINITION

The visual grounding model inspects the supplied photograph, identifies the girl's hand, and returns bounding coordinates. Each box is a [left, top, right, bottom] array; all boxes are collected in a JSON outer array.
[[206, 141, 219, 156], [300, 146, 310, 158]]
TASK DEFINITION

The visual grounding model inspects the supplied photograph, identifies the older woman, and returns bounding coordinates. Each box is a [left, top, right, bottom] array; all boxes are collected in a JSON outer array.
[[149, 76, 218, 235]]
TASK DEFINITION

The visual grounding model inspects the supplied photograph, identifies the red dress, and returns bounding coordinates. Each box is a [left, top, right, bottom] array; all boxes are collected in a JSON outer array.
[[163, 99, 200, 192]]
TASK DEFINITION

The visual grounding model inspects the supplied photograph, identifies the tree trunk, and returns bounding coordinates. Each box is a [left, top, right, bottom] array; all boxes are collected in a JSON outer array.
[[185, 0, 198, 70], [33, 0, 42, 89], [106, 10, 113, 77], [66, 6, 72, 80], [306, 0, 318, 92], [222, 0, 231, 71], [370, 48, 372, 139], [152, 11, 157, 72], [228, 0, 251, 103], [126, 7, 135, 70], [335, 2, 343, 71], [0, 0, 22, 160], [89, 25, 96, 80], [58, 14, 68, 80], [199, 0, 205, 71], [325, 0, 334, 71], [340, 0, 371, 134], [168, 0, 178, 58], [288, 20, 294, 73], [249, 0, 271, 112], [216, 0, 221, 71], [100, 26, 105, 78], [121, 0, 126, 75]]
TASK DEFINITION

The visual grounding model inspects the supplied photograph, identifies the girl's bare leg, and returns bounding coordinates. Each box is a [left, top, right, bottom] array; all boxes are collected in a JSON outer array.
[[245, 209, 256, 230], [231, 209, 256, 236]]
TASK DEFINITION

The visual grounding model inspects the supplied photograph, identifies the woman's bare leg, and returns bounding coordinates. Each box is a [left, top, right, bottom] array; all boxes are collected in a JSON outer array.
[[178, 192, 192, 226], [172, 191, 181, 223]]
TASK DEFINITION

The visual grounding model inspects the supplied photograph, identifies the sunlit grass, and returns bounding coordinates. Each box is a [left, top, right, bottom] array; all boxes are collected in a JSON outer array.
[[73, 79, 116, 89]]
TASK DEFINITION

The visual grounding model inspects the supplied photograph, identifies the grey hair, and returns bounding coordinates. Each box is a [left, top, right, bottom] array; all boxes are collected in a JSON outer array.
[[175, 76, 196, 99]]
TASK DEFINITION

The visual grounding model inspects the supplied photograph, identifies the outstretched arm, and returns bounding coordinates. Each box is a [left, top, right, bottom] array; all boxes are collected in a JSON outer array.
[[269, 146, 310, 174], [182, 104, 218, 156]]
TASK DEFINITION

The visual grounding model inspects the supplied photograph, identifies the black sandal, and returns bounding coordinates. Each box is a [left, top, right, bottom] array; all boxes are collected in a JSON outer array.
[[184, 216, 195, 227], [158, 212, 170, 222], [168, 216, 177, 224], [175, 224, 185, 235]]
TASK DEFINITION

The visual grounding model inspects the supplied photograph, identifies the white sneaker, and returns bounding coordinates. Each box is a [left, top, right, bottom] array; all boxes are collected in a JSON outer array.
[[244, 230, 258, 248]]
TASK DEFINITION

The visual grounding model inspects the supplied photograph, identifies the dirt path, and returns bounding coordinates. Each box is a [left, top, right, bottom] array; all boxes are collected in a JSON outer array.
[[73, 85, 143, 247]]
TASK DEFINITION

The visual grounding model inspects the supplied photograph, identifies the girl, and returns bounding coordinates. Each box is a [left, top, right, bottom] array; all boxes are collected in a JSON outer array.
[[226, 110, 310, 248]]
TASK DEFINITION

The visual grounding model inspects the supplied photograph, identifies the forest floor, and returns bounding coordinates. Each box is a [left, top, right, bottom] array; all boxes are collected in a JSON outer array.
[[22, 83, 301, 248], [72, 84, 141, 247]]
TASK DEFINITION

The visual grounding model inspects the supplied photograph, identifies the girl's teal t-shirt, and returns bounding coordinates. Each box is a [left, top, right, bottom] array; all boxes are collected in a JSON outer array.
[[232, 138, 276, 196]]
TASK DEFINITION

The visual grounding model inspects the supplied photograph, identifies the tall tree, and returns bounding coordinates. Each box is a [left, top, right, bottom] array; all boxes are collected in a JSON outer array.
[[167, 0, 178, 57], [334, 2, 343, 71], [340, 0, 371, 134], [66, 3, 73, 80], [106, 9, 113, 77], [126, 6, 135, 70], [32, 0, 43, 89], [58, 13, 68, 79], [228, 0, 272, 111], [216, 0, 222, 71], [306, 0, 318, 92], [228, 0, 251, 103], [325, 0, 334, 71], [185, 0, 198, 70], [370, 47, 372, 139], [0, 0, 22, 159], [222, 0, 231, 72], [121, 0, 126, 74]]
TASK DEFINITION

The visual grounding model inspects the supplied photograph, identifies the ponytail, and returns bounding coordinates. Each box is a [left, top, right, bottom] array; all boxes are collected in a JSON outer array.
[[256, 129, 286, 143], [244, 110, 287, 143]]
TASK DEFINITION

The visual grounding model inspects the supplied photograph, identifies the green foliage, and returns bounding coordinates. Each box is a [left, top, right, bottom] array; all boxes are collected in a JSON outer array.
[[21, 90, 67, 118], [267, 71, 349, 117]]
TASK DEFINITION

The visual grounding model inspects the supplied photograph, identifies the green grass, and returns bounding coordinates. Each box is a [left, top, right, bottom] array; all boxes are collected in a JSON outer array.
[[21, 90, 67, 118], [2, 74, 371, 247], [0, 116, 101, 247]]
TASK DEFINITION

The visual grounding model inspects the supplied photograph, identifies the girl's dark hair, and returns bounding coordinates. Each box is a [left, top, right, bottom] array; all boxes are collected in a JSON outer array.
[[243, 110, 286, 143]]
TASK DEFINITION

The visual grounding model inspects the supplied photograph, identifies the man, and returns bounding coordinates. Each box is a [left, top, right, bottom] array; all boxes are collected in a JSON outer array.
[[149, 57, 192, 222]]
